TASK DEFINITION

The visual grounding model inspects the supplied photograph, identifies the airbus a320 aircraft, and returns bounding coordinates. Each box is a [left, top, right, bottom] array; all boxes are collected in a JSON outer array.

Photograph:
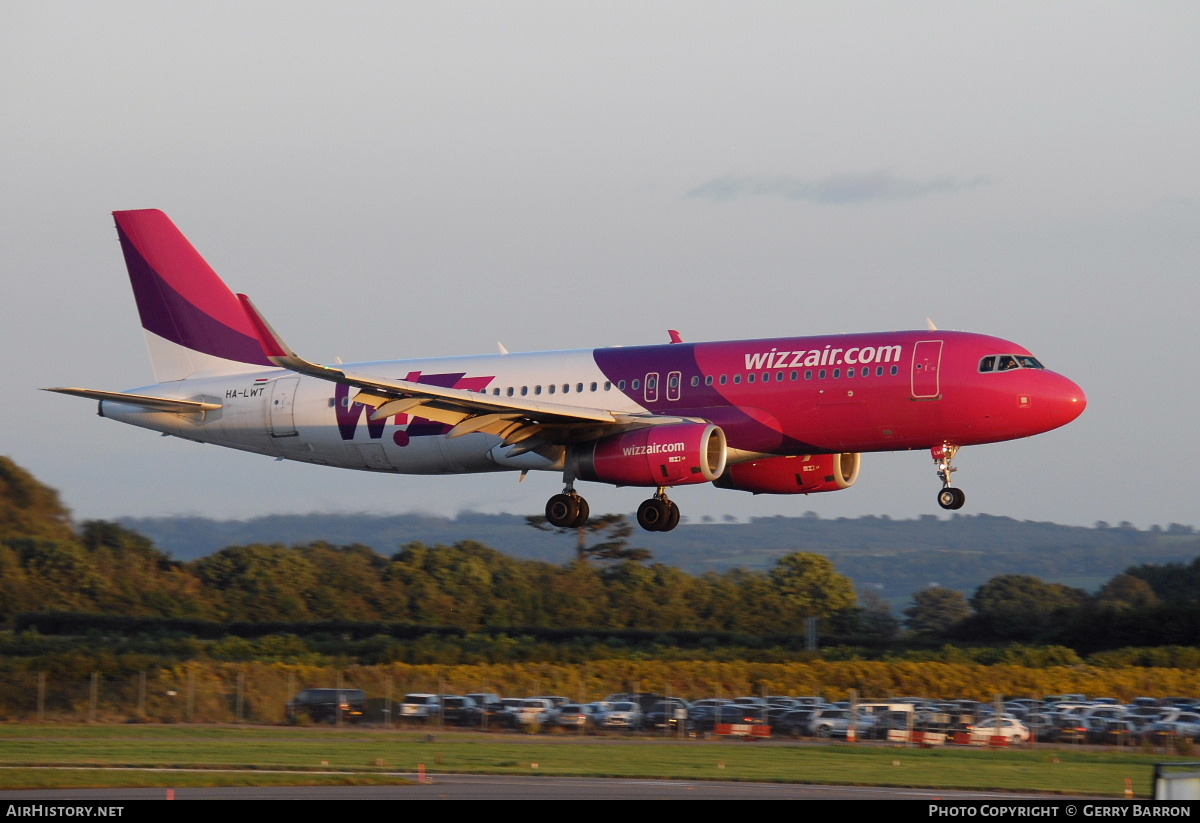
[[48, 210, 1086, 532]]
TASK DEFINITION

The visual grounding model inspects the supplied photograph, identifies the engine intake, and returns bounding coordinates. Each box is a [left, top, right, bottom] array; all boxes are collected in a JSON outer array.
[[713, 453, 861, 494], [576, 423, 727, 487]]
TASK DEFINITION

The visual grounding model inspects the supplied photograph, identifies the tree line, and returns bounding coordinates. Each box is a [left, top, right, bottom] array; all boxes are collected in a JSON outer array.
[[3, 455, 1200, 662]]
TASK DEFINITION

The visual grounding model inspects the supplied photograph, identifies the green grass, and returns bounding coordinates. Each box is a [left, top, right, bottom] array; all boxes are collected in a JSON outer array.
[[0, 725, 1182, 796]]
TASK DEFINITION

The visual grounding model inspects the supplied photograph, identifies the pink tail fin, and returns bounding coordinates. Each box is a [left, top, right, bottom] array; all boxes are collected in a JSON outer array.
[[113, 209, 273, 381]]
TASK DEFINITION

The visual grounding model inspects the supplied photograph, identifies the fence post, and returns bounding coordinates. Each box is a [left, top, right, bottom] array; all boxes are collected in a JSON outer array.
[[385, 676, 393, 727], [88, 672, 98, 723], [36, 671, 45, 723], [236, 670, 245, 724]]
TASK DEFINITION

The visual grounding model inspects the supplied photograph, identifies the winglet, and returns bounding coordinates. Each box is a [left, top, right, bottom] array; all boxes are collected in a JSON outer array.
[[237, 294, 292, 361], [237, 294, 346, 381], [668, 330, 684, 344]]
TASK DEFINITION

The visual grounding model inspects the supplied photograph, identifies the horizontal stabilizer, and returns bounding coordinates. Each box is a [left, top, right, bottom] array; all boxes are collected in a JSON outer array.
[[43, 387, 221, 415]]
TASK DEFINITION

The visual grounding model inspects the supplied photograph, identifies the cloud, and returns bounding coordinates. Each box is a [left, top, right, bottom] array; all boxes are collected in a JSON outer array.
[[686, 170, 992, 204]]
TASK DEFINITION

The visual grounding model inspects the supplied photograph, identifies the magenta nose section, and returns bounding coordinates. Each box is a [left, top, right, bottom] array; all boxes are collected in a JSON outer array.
[[1052, 374, 1087, 427]]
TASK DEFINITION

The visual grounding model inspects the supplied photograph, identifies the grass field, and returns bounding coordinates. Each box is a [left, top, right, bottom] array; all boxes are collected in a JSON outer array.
[[0, 724, 1183, 796]]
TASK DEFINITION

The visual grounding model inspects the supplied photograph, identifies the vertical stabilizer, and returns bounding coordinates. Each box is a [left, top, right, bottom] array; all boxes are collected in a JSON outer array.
[[113, 209, 275, 382]]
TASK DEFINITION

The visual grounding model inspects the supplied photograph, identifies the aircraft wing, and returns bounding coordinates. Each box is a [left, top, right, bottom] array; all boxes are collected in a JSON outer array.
[[43, 388, 221, 415], [238, 296, 687, 451]]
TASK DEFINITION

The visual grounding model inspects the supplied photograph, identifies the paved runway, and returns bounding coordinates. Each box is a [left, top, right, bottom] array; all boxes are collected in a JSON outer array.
[[0, 773, 1110, 801]]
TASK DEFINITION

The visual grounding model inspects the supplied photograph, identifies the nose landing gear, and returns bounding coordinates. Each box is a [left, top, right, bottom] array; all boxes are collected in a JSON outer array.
[[933, 444, 966, 510]]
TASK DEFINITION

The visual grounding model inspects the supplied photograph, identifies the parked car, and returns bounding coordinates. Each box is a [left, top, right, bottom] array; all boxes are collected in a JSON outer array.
[[554, 703, 601, 729], [467, 693, 515, 729], [439, 695, 483, 727], [287, 688, 366, 724], [644, 700, 691, 732], [695, 704, 770, 733], [966, 716, 1030, 745], [515, 698, 558, 727], [809, 708, 872, 739], [1145, 711, 1200, 741], [596, 701, 644, 730], [1085, 717, 1140, 746], [400, 693, 442, 723], [1045, 715, 1090, 744], [772, 709, 818, 738]]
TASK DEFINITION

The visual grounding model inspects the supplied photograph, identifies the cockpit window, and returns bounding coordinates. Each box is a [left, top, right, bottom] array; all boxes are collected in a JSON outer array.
[[980, 354, 1046, 373]]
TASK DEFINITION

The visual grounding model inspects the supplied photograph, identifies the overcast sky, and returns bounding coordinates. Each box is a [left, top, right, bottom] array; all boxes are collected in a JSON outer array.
[[3, 2, 1197, 530]]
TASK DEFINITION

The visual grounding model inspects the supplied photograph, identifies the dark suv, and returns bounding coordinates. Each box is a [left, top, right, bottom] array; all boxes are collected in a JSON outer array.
[[287, 688, 367, 723]]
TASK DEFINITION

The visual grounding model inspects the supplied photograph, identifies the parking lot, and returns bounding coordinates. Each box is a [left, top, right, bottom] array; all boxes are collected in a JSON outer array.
[[360, 691, 1200, 750]]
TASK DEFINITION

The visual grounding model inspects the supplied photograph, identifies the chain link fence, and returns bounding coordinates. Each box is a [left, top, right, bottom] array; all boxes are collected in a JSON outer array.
[[0, 666, 531, 725]]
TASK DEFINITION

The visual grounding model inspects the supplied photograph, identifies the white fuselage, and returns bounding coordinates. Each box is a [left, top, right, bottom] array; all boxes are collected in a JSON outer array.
[[102, 349, 641, 476]]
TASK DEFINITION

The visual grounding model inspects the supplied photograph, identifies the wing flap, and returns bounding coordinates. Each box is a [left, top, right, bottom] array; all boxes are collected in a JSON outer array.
[[238, 294, 621, 425], [236, 294, 708, 443]]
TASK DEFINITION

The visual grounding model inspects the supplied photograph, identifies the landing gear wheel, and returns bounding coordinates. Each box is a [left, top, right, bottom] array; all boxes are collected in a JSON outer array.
[[637, 497, 681, 532], [569, 495, 590, 528], [937, 487, 966, 510], [546, 494, 580, 527], [637, 498, 670, 531], [662, 500, 680, 532]]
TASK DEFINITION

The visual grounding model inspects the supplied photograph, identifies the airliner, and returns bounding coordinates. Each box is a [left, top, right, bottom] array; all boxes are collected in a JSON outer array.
[[47, 210, 1087, 532]]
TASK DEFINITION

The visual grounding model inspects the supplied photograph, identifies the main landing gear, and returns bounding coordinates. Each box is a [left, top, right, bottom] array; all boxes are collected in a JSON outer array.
[[636, 489, 680, 532], [932, 444, 966, 510], [544, 487, 681, 532], [545, 490, 590, 528]]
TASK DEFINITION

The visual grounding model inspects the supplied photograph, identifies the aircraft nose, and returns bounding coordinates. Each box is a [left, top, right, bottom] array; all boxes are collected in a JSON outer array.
[[1053, 373, 1087, 425]]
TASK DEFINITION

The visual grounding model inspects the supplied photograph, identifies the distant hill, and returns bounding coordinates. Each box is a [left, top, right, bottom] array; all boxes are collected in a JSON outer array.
[[118, 511, 1200, 607]]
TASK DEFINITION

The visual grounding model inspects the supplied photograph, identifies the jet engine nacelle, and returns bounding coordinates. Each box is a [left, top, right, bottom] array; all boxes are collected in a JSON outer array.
[[576, 423, 727, 487], [713, 452, 861, 494]]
